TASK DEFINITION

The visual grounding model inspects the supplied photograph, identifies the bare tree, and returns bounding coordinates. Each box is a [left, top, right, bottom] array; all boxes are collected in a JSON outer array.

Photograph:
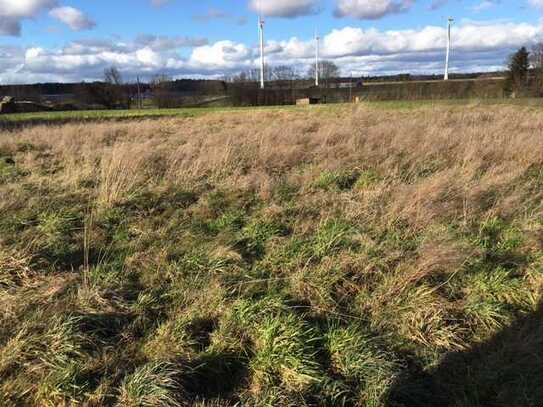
[[307, 60, 339, 88], [228, 64, 300, 87], [228, 66, 267, 83], [104, 67, 123, 86], [151, 74, 174, 108], [76, 67, 127, 109], [95, 66, 129, 108], [269, 65, 301, 92], [270, 65, 299, 81]]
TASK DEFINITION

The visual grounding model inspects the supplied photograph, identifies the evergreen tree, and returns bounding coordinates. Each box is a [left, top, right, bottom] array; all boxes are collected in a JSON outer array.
[[506, 47, 530, 94]]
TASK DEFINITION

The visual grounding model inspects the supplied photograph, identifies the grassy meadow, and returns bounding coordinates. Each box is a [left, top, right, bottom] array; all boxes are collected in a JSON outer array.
[[3, 97, 543, 127], [0, 107, 226, 127], [1, 102, 542, 406]]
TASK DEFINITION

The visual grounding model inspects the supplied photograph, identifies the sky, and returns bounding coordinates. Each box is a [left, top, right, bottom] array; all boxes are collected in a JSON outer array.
[[0, 0, 543, 84]]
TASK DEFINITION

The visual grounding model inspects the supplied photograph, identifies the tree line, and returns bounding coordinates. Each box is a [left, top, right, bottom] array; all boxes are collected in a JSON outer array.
[[76, 61, 342, 109], [505, 43, 543, 96], [225, 60, 339, 87]]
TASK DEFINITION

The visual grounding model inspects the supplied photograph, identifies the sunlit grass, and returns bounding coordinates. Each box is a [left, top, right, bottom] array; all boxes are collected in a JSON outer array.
[[1, 103, 542, 405]]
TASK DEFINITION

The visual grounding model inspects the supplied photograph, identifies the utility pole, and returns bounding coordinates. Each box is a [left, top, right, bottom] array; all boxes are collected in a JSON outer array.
[[259, 12, 265, 89], [349, 71, 353, 103], [315, 31, 320, 87], [444, 17, 453, 81], [136, 76, 142, 109]]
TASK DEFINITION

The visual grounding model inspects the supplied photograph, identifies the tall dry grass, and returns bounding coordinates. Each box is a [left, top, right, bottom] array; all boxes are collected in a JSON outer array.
[[3, 105, 542, 217]]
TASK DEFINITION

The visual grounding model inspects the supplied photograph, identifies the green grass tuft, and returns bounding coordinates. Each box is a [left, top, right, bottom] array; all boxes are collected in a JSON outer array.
[[313, 169, 360, 191], [117, 362, 184, 407]]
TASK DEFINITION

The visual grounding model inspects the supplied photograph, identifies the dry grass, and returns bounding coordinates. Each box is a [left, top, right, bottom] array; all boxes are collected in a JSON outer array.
[[1, 104, 542, 406]]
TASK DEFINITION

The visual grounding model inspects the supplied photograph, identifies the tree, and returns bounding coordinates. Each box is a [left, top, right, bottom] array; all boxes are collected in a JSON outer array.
[[104, 67, 123, 86], [506, 47, 530, 94], [80, 66, 129, 109], [228, 64, 299, 85], [228, 65, 268, 83], [307, 60, 339, 88], [151, 74, 174, 108], [270, 65, 299, 81], [530, 42, 543, 89], [76, 68, 126, 109]]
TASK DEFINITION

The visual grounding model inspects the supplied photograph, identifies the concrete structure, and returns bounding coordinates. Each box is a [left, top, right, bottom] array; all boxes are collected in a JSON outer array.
[[296, 97, 321, 106]]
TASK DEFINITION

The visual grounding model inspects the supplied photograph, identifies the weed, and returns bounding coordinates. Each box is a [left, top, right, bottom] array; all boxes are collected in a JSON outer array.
[[312, 219, 355, 259], [313, 169, 360, 191], [354, 169, 380, 190], [117, 361, 184, 407], [249, 314, 323, 393], [235, 218, 290, 261], [324, 324, 401, 406]]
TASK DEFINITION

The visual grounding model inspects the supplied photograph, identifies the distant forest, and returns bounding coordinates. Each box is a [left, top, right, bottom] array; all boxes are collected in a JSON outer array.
[[0, 71, 506, 98]]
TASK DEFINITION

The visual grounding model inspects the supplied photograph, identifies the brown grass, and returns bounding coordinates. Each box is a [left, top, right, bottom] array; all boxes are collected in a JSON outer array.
[[2, 106, 541, 218]]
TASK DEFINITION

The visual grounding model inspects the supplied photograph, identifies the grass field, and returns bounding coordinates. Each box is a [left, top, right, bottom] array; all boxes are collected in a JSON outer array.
[[0, 106, 309, 127], [1, 102, 542, 406], [0, 107, 235, 125], [3, 98, 543, 127]]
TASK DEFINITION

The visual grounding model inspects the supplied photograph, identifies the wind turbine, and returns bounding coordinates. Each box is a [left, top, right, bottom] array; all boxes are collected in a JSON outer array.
[[315, 30, 320, 87], [444, 17, 454, 81], [258, 2, 265, 89]]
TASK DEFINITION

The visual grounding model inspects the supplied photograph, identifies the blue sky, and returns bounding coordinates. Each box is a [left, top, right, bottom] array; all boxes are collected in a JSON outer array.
[[1, 0, 543, 83]]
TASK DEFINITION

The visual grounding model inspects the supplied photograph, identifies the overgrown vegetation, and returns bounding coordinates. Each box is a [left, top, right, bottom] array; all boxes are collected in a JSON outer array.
[[1, 104, 542, 406]]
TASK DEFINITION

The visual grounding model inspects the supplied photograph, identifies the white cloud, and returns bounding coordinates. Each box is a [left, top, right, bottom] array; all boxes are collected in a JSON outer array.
[[0, 0, 57, 36], [1, 20, 543, 84], [49, 6, 95, 31], [248, 0, 321, 18], [134, 34, 208, 50], [264, 20, 543, 74], [0, 1, 95, 35], [0, 0, 56, 17], [189, 41, 253, 70], [135, 47, 161, 67], [319, 22, 542, 57], [334, 0, 415, 19]]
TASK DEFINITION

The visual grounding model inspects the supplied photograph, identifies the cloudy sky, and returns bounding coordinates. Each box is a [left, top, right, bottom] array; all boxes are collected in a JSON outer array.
[[1, 0, 543, 84]]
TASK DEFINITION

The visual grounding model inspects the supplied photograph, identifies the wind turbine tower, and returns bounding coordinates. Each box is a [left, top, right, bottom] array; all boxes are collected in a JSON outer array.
[[444, 17, 453, 81], [315, 31, 320, 87], [258, 8, 265, 89]]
